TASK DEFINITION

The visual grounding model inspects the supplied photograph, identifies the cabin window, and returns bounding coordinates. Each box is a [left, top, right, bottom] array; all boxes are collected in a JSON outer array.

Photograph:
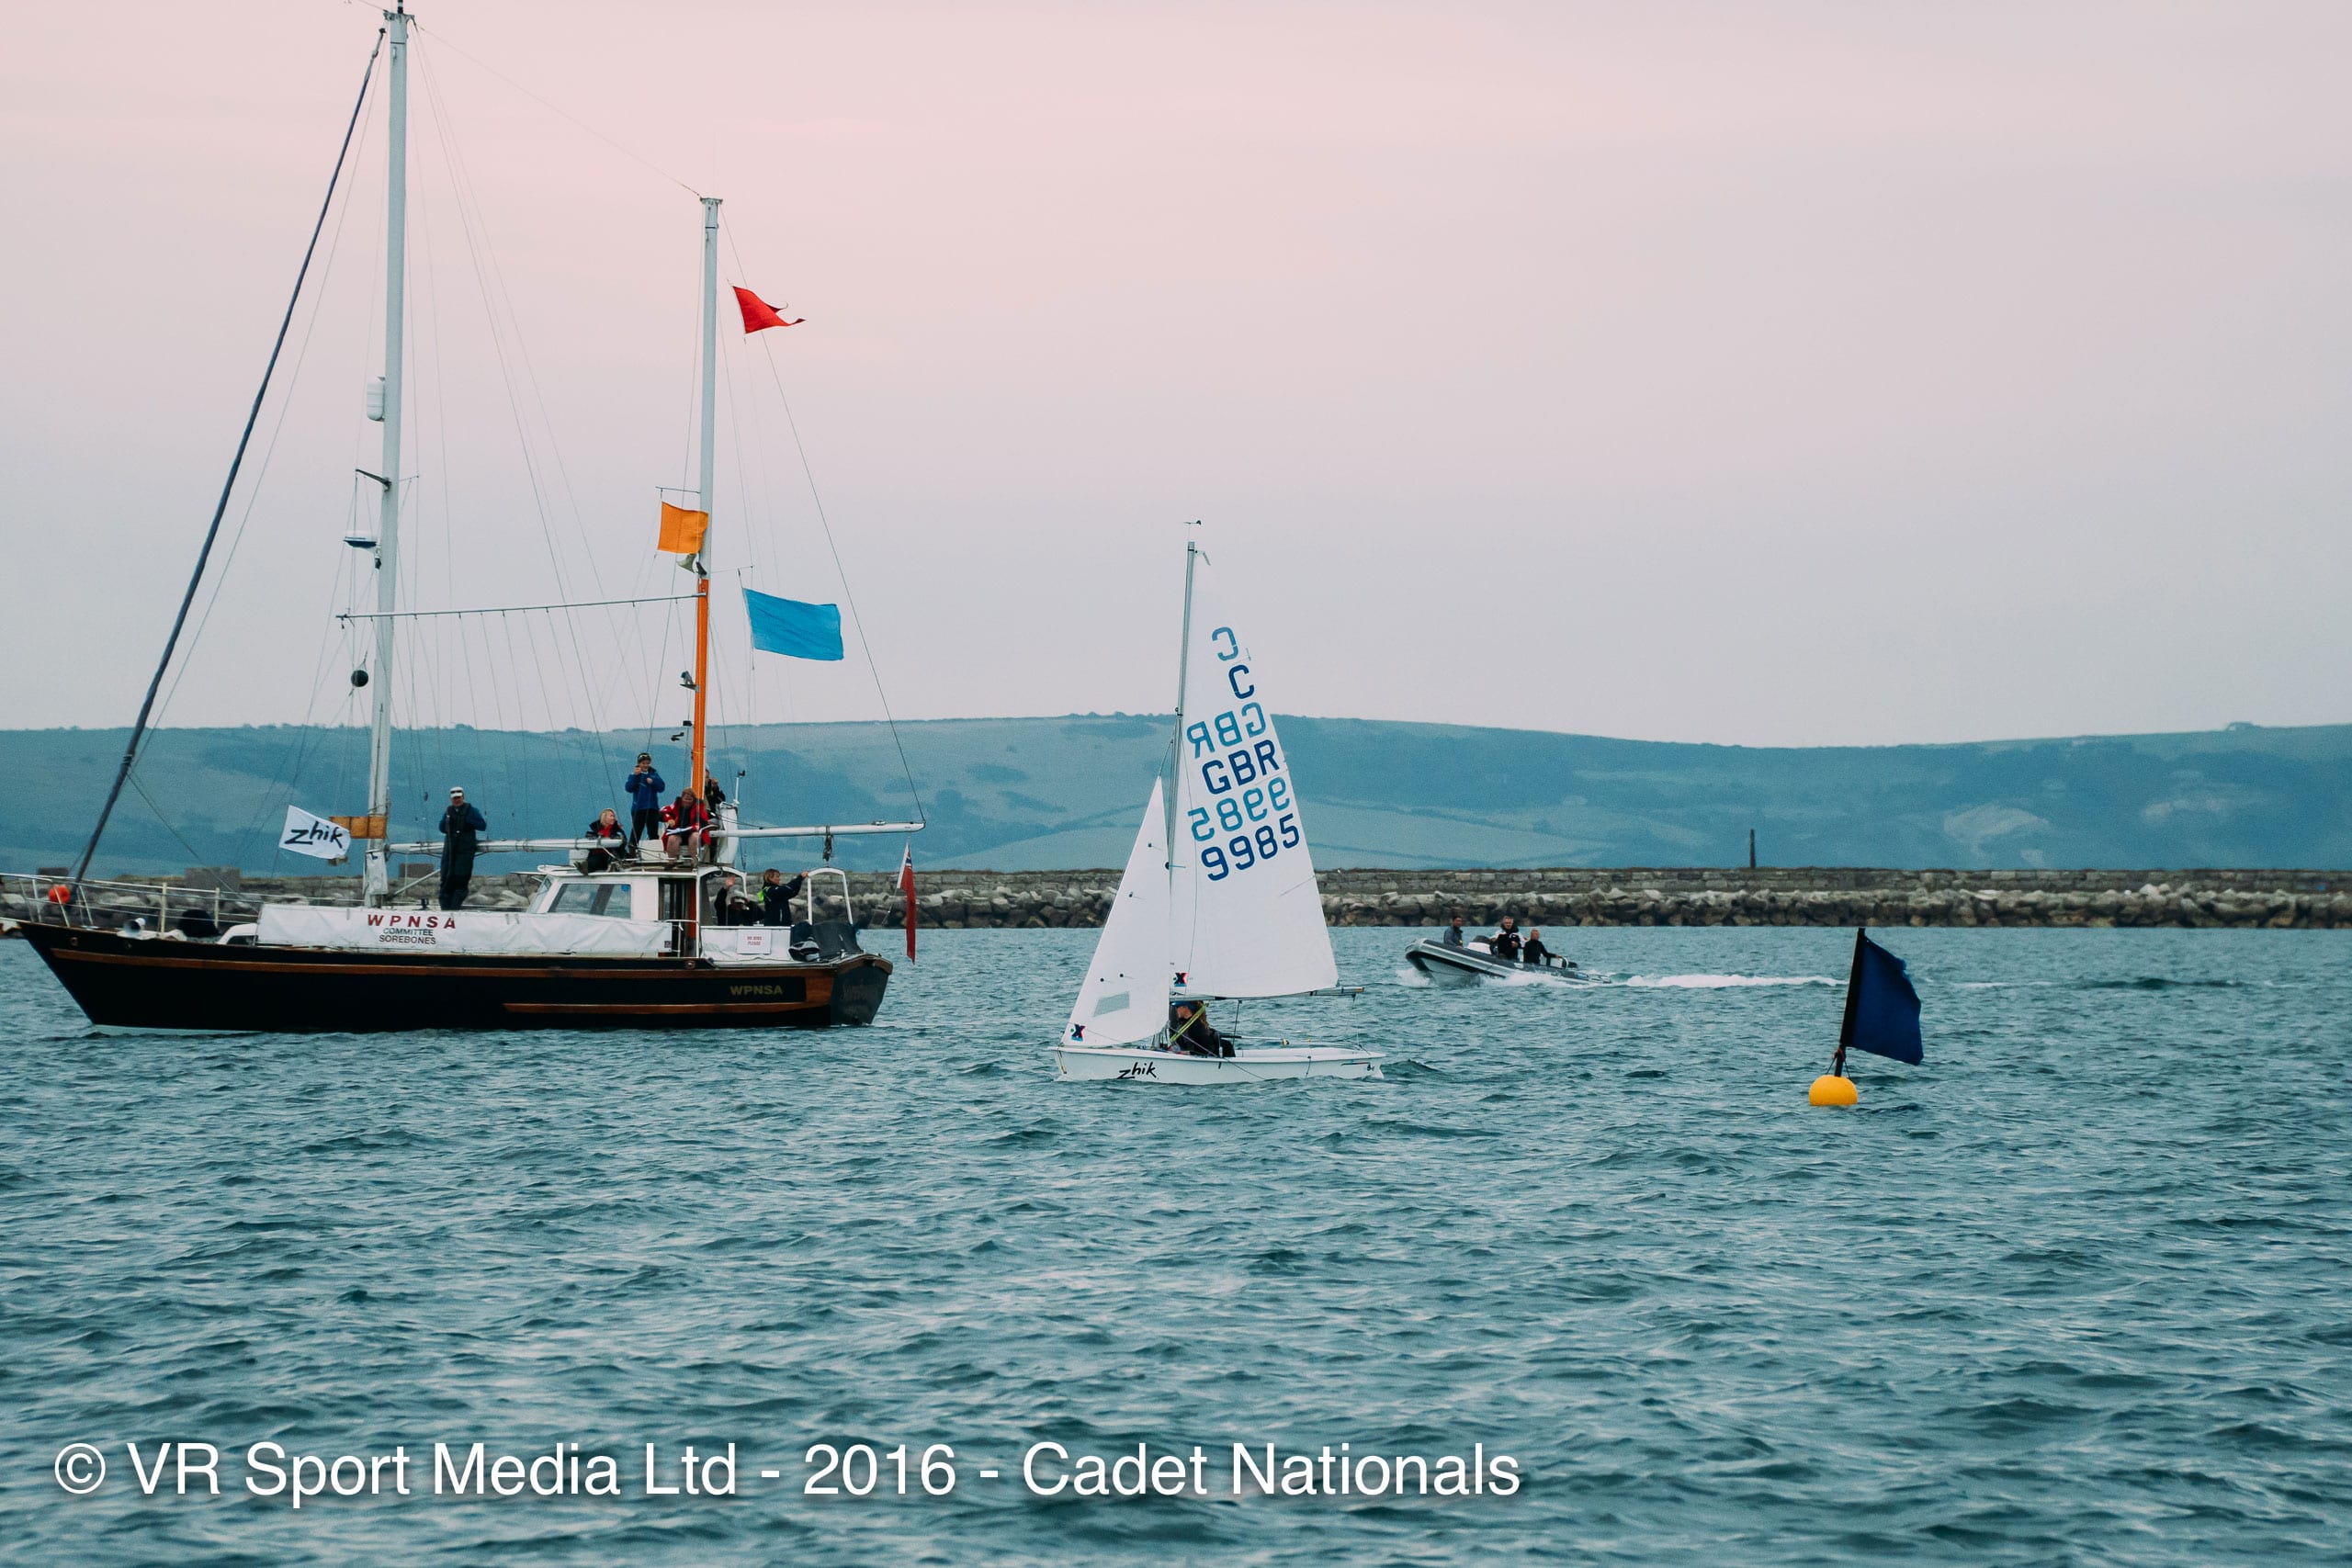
[[549, 882, 626, 917]]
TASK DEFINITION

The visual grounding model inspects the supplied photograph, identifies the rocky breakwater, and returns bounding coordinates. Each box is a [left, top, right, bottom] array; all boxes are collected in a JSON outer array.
[[907, 867, 2352, 931], [1316, 873, 2351, 931], [10, 867, 2346, 935]]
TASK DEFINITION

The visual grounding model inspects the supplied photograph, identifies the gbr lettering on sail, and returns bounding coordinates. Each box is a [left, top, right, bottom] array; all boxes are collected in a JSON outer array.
[[1182, 626, 1298, 882]]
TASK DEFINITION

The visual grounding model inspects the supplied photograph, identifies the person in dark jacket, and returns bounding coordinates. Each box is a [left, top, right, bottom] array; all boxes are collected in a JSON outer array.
[[1520, 928, 1552, 967], [622, 754, 666, 852], [712, 873, 761, 926], [438, 787, 487, 909], [1488, 916, 1522, 962], [582, 807, 625, 874], [1442, 914, 1467, 947], [1169, 1000, 1233, 1057], [759, 867, 806, 926]]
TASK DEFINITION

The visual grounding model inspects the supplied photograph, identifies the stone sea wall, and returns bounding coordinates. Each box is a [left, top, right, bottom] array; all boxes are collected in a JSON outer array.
[[898, 867, 2352, 931], [12, 866, 2348, 932]]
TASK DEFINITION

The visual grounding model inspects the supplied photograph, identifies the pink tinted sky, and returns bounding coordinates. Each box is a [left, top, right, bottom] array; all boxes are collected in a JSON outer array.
[[3, 0, 2346, 745]]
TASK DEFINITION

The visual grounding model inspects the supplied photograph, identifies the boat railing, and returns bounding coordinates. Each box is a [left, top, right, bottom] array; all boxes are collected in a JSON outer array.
[[0, 871, 266, 934]]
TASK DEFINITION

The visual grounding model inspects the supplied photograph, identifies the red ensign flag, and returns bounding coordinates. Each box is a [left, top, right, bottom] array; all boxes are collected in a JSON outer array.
[[899, 843, 917, 963], [733, 286, 804, 334]]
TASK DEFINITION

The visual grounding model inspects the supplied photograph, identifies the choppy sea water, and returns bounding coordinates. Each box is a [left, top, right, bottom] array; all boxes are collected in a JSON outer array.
[[2, 926, 2347, 1566]]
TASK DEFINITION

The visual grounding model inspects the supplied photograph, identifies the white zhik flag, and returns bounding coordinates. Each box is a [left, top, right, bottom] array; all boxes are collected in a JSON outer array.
[[279, 806, 353, 862]]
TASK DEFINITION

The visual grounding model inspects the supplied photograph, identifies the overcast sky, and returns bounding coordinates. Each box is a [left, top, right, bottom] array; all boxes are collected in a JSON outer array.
[[4, 0, 2346, 748]]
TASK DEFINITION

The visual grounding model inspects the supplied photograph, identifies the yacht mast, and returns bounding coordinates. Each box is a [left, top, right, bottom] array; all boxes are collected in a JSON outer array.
[[690, 195, 720, 795], [361, 3, 410, 906]]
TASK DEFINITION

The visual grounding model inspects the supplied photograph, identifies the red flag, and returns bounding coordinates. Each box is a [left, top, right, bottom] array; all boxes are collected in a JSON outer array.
[[899, 843, 917, 963], [733, 286, 804, 334]]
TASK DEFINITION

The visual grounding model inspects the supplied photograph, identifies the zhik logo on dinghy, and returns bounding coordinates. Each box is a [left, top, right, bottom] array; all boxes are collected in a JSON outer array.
[[1117, 1063, 1159, 1079]]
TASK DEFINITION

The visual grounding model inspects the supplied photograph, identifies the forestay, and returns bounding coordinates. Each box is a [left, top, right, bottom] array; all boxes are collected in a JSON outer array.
[[257, 906, 670, 957], [1066, 779, 1172, 1046], [1168, 558, 1338, 998]]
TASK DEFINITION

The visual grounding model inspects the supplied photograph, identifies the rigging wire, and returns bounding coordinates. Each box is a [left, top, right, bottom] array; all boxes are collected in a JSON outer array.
[[231, 560, 366, 867], [409, 17, 703, 200], [157, 71, 379, 727], [405, 41, 637, 831], [723, 228, 927, 829], [130, 774, 211, 867], [413, 38, 630, 809], [76, 29, 388, 880]]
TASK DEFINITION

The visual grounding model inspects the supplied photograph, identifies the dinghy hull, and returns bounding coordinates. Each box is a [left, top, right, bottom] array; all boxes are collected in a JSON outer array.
[[1054, 1044, 1384, 1083]]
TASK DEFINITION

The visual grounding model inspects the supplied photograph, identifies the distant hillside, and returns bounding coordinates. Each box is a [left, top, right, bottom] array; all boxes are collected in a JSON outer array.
[[6, 716, 2348, 876]]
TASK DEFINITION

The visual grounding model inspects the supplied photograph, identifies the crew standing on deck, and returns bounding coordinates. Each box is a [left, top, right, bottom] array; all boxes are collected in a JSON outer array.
[[760, 866, 806, 926], [623, 753, 666, 853], [438, 787, 487, 910]]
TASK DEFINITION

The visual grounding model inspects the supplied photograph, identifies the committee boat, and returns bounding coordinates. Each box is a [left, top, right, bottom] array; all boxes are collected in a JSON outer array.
[[1054, 542, 1380, 1085], [14, 6, 918, 1032]]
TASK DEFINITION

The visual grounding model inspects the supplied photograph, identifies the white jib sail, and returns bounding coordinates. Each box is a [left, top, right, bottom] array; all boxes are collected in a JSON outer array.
[[1169, 557, 1339, 998], [1066, 778, 1172, 1046]]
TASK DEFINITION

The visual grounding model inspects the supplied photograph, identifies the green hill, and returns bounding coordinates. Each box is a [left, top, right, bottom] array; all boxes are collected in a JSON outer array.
[[6, 716, 2348, 876]]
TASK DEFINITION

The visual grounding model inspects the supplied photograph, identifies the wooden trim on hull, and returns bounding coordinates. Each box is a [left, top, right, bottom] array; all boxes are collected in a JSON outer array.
[[18, 924, 892, 1032]]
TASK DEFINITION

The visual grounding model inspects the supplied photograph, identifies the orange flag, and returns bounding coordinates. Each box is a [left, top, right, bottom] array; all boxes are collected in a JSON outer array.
[[657, 501, 709, 555], [733, 286, 804, 334]]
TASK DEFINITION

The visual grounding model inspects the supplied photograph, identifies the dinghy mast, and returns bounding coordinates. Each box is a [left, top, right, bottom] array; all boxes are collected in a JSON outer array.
[[1164, 536, 1200, 877]]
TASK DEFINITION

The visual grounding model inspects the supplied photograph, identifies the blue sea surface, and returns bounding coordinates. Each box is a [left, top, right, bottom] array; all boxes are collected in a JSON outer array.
[[2, 926, 2347, 1564]]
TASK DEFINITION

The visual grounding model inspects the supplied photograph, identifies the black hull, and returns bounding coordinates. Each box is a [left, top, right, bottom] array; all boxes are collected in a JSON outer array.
[[19, 924, 891, 1032]]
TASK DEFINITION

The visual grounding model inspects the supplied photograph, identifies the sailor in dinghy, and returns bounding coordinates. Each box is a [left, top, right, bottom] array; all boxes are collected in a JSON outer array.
[[1055, 540, 1381, 1085]]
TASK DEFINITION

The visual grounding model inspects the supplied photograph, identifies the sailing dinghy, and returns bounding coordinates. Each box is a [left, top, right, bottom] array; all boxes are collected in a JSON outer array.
[[1055, 543, 1381, 1084]]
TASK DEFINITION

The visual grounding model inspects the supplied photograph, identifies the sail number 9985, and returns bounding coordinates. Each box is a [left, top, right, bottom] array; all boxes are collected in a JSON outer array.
[[1197, 813, 1299, 880]]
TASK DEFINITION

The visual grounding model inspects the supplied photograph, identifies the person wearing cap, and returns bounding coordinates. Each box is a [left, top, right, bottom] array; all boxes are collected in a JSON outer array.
[[437, 786, 488, 910], [622, 753, 666, 853]]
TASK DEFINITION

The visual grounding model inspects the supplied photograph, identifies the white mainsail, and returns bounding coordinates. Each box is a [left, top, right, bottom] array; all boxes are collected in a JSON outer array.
[[1065, 778, 1172, 1046], [1168, 556, 1339, 998]]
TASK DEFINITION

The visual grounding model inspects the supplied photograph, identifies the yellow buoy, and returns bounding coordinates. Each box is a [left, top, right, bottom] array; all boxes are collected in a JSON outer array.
[[1809, 1074, 1858, 1107]]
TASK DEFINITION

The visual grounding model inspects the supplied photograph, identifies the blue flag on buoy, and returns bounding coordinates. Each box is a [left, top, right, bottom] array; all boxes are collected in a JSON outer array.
[[1838, 929, 1923, 1064]]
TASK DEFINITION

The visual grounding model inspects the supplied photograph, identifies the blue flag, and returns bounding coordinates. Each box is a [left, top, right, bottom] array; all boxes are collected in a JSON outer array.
[[744, 589, 844, 661], [1839, 929, 1923, 1064]]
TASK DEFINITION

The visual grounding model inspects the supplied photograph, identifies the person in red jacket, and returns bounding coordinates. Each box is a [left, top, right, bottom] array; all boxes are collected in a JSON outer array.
[[661, 789, 711, 862]]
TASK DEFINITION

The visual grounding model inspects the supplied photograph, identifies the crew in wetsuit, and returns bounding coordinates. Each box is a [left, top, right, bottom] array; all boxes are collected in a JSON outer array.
[[1521, 928, 1552, 967], [1169, 1000, 1233, 1057], [1489, 917, 1522, 962]]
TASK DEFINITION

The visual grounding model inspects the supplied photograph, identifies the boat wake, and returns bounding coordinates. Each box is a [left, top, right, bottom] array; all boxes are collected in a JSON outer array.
[[1621, 973, 1840, 989], [1478, 967, 1595, 988]]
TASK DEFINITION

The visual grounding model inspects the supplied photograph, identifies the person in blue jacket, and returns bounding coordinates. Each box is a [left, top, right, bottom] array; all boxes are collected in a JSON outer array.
[[622, 752, 666, 853]]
